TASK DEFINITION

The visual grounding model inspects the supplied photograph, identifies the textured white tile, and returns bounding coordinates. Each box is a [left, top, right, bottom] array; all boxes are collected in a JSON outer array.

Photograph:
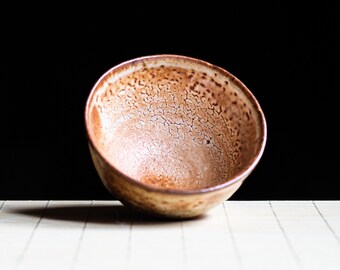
[[182, 204, 239, 269], [314, 200, 340, 241], [1, 201, 340, 270], [271, 200, 340, 270], [225, 201, 300, 270]]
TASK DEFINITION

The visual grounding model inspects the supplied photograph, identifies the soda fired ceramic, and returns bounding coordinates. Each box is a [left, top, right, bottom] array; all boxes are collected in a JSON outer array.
[[85, 55, 267, 219]]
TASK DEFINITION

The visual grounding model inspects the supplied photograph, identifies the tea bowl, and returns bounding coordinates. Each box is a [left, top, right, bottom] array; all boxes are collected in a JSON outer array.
[[85, 54, 267, 219]]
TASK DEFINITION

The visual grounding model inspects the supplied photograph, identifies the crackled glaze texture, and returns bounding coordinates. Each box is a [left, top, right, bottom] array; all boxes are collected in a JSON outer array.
[[85, 55, 266, 218]]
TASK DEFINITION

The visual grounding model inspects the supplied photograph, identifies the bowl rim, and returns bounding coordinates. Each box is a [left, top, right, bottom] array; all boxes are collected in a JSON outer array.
[[84, 54, 267, 195]]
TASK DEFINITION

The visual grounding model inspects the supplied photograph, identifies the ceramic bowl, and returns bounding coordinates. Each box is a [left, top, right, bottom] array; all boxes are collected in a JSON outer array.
[[85, 54, 267, 219]]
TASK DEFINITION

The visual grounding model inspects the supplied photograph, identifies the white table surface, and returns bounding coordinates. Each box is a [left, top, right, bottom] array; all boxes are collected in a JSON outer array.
[[0, 200, 339, 270]]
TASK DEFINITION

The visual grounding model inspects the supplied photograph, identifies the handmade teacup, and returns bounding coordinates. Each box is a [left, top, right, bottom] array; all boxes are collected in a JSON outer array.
[[85, 54, 267, 219]]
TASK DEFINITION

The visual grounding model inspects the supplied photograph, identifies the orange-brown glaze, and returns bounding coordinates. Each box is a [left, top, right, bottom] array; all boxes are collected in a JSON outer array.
[[85, 55, 267, 219]]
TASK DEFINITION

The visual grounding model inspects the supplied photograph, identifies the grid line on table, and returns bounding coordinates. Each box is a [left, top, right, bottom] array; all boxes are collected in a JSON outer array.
[[313, 201, 340, 245], [180, 221, 187, 268], [0, 201, 49, 270], [268, 201, 303, 270], [225, 201, 303, 270], [125, 214, 134, 267], [223, 202, 243, 270], [270, 201, 340, 270], [66, 201, 131, 270], [13, 201, 95, 270], [181, 203, 238, 269], [70, 200, 94, 270], [0, 201, 6, 211], [13, 200, 50, 270], [1, 201, 340, 270]]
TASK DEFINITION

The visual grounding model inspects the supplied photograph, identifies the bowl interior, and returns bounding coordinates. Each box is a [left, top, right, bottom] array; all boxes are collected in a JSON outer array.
[[86, 55, 265, 191]]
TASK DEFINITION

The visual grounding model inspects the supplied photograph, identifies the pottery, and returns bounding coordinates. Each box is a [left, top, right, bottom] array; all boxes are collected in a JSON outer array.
[[85, 54, 267, 219]]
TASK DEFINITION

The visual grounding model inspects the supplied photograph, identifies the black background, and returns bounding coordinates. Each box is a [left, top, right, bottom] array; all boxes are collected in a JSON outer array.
[[2, 2, 339, 200]]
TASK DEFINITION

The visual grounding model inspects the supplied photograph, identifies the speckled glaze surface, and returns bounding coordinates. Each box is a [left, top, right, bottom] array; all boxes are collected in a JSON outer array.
[[85, 54, 267, 219]]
